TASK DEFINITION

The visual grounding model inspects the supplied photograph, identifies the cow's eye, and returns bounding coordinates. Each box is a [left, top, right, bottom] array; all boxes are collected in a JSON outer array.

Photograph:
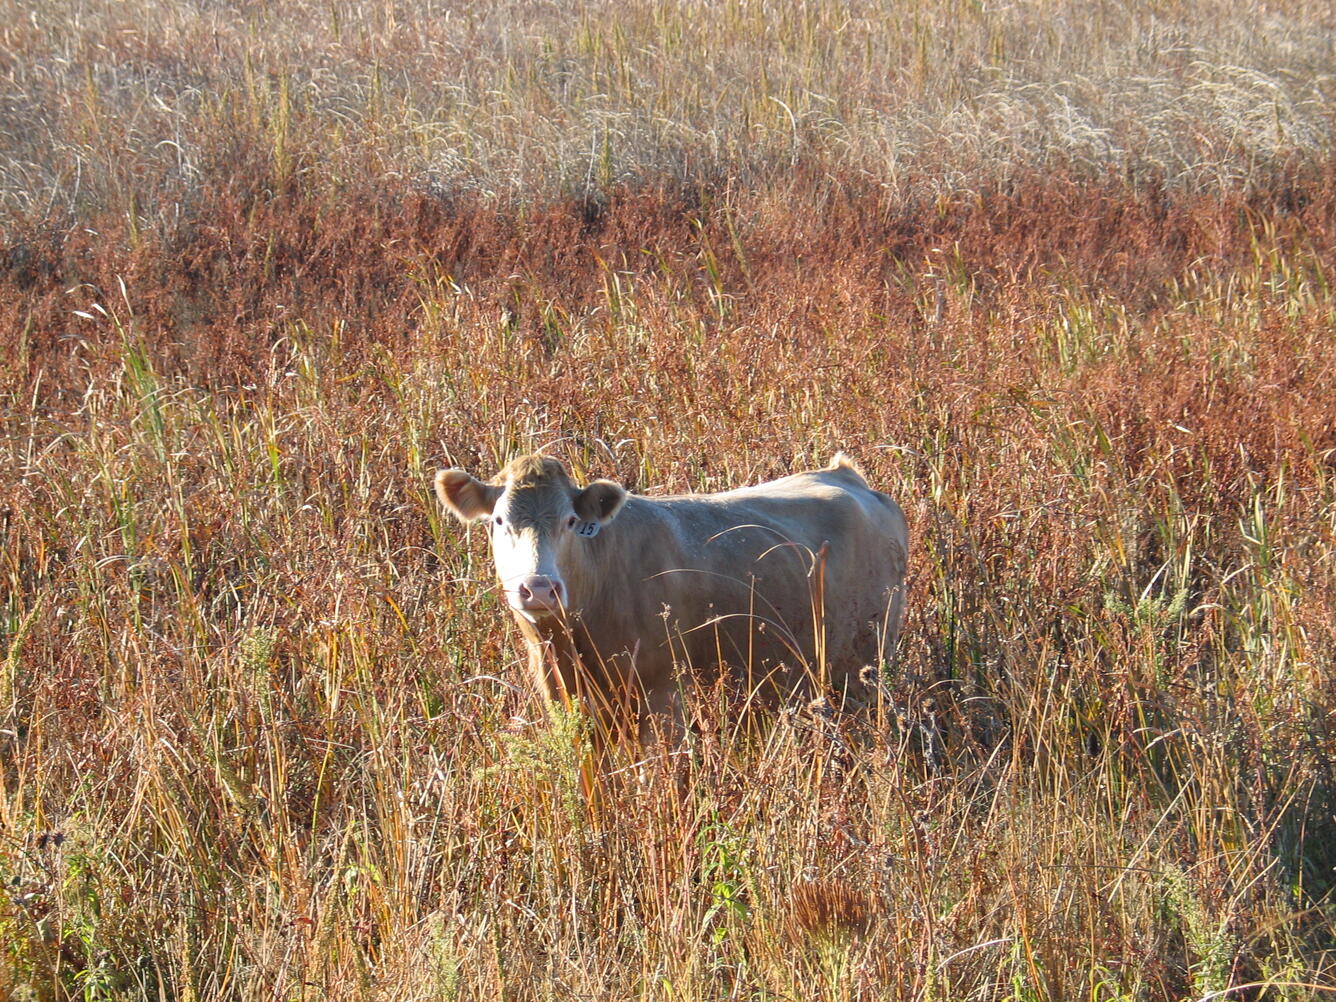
[[493, 515, 504, 527], [566, 514, 578, 530]]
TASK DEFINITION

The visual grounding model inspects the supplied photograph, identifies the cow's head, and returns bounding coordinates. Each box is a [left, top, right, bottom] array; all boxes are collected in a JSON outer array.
[[435, 455, 628, 621]]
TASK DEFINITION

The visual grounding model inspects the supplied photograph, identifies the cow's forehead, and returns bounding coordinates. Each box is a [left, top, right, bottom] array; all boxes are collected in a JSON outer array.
[[492, 455, 575, 524], [500, 480, 574, 524]]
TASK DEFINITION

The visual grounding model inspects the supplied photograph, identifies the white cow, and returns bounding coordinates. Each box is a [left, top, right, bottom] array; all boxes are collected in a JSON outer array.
[[436, 454, 908, 739]]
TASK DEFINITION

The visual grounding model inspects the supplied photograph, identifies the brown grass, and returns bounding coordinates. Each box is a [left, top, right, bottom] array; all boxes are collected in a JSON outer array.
[[3, 1, 1336, 1000]]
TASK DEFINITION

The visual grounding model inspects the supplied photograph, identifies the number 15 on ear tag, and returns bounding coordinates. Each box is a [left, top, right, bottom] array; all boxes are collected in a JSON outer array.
[[576, 521, 601, 537]]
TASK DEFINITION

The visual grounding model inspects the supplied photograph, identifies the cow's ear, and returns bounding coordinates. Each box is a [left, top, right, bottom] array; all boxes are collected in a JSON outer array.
[[574, 479, 628, 524], [435, 469, 502, 522]]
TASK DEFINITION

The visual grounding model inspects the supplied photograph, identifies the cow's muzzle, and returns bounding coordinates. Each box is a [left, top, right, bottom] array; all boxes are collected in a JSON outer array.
[[505, 575, 566, 617]]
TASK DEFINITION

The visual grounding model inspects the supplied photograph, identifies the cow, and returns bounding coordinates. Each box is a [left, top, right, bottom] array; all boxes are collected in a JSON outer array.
[[434, 453, 908, 741]]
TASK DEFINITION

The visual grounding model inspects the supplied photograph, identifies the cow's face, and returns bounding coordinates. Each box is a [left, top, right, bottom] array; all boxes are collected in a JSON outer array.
[[435, 456, 627, 621]]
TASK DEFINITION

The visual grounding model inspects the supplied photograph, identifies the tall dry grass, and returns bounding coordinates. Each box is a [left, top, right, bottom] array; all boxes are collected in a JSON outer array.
[[1, 0, 1332, 220], [3, 1, 1336, 1000]]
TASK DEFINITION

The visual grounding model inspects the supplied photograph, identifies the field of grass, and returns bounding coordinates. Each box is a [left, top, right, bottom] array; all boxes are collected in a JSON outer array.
[[4, 1, 1336, 999]]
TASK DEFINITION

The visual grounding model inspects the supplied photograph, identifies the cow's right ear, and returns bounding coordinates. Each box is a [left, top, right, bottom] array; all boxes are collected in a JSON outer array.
[[434, 469, 502, 522]]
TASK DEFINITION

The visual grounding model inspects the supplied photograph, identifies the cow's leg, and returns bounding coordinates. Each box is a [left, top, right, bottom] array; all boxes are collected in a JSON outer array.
[[525, 635, 582, 706], [638, 684, 686, 745]]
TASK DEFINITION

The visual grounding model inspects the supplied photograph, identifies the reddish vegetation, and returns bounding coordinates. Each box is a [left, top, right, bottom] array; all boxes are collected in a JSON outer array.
[[6, 159, 1336, 476]]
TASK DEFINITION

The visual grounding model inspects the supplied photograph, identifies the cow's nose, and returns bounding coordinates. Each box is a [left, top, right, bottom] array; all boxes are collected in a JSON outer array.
[[513, 576, 564, 612]]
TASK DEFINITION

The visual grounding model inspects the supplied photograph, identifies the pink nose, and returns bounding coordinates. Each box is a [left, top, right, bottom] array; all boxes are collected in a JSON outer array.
[[513, 576, 564, 612]]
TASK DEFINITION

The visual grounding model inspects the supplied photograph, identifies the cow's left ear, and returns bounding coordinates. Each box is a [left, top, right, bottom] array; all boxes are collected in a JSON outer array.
[[574, 479, 628, 524]]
